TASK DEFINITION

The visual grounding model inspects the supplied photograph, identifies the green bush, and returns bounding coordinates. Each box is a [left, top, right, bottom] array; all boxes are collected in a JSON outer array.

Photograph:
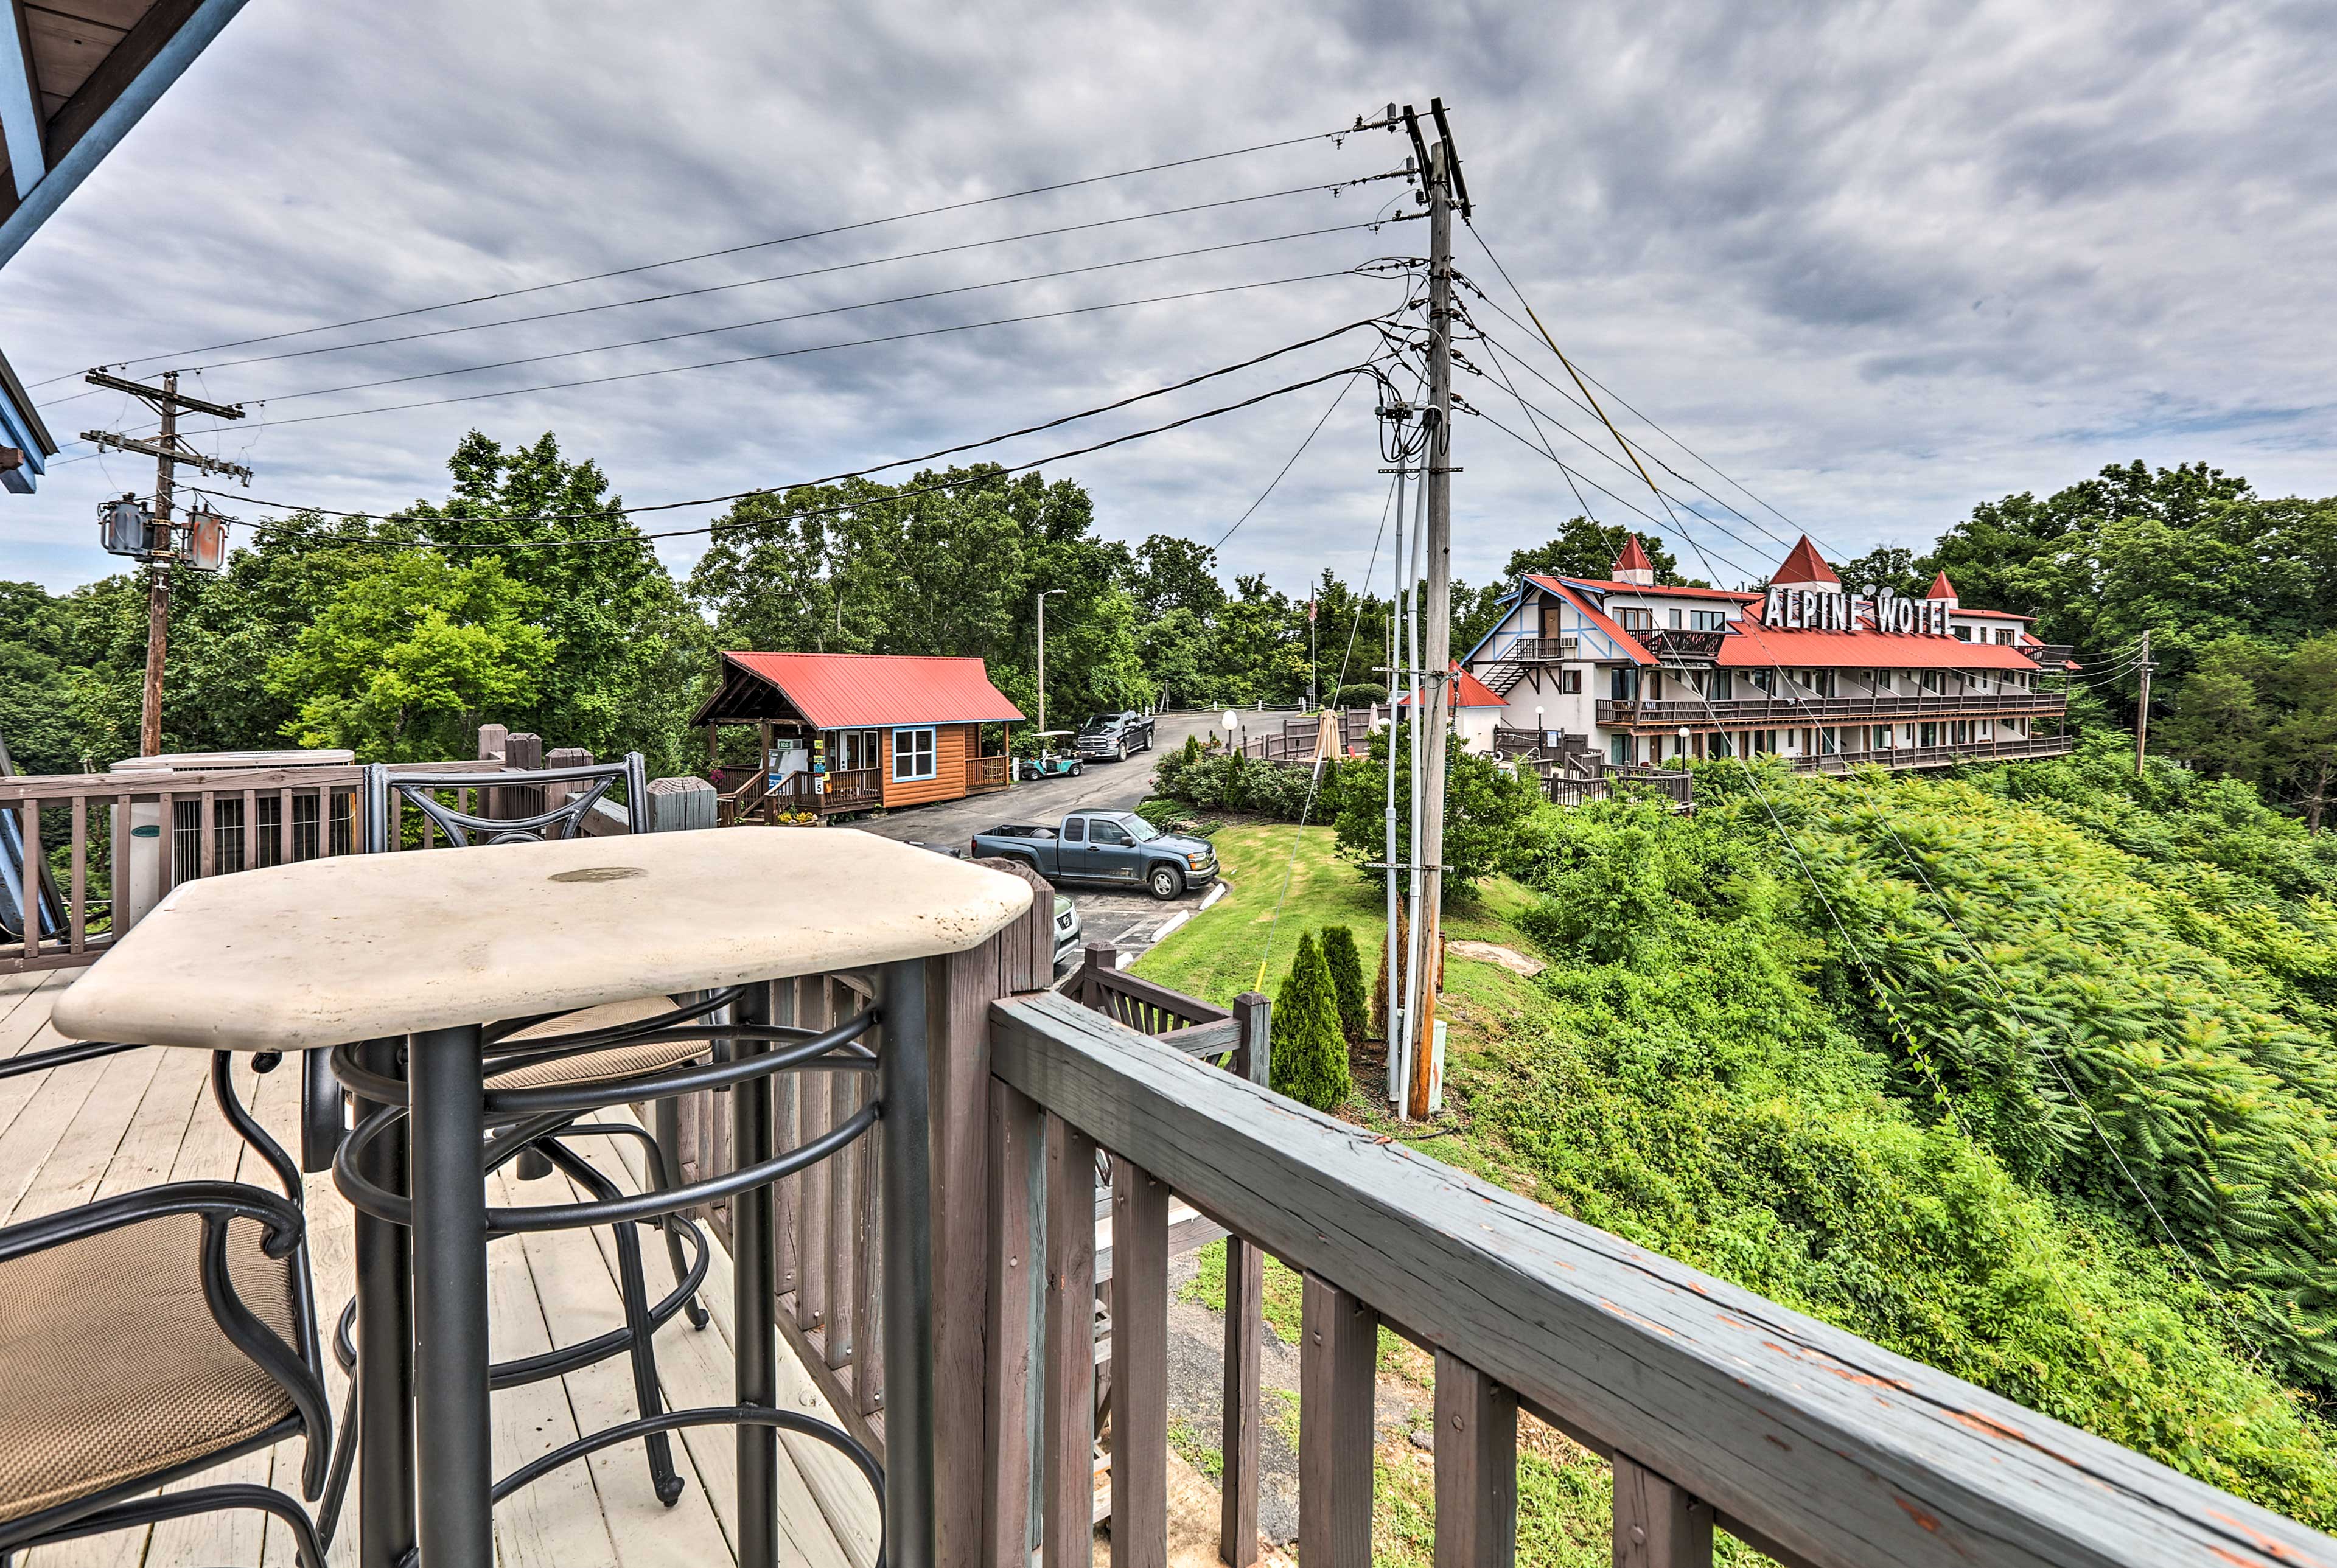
[[1151, 735, 1348, 823], [1270, 932, 1351, 1111], [1332, 682, 1388, 708], [1333, 724, 1543, 890], [1320, 924, 1369, 1042]]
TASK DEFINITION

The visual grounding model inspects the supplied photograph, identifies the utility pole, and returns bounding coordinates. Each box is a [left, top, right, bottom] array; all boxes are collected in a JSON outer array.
[[1036, 588, 1064, 734], [83, 369, 249, 758], [1405, 100, 1468, 1120], [2134, 627, 2153, 776]]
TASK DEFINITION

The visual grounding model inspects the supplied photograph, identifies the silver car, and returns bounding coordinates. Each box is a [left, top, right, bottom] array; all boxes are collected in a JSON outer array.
[[1052, 893, 1083, 969]]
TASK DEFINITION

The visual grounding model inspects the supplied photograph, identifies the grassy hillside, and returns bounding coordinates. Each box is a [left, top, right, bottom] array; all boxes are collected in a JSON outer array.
[[1133, 762, 2337, 1547]]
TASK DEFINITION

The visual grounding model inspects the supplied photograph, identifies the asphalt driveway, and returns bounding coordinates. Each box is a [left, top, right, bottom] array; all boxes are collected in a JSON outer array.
[[851, 709, 1221, 965]]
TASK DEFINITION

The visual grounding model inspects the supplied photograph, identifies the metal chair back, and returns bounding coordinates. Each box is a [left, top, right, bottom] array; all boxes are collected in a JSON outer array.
[[362, 754, 649, 852]]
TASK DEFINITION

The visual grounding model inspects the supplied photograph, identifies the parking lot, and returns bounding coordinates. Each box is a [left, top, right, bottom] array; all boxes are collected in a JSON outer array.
[[850, 709, 1223, 968]]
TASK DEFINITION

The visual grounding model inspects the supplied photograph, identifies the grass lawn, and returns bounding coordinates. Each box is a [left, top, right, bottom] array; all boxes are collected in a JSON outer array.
[[1129, 821, 1539, 1009]]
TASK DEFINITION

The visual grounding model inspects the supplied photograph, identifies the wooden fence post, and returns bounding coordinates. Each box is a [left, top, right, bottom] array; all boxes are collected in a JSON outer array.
[[1220, 991, 1271, 1568], [1433, 1350, 1515, 1568], [647, 775, 717, 833], [1042, 1112, 1099, 1568], [1299, 1273, 1376, 1568], [1611, 1455, 1712, 1568]]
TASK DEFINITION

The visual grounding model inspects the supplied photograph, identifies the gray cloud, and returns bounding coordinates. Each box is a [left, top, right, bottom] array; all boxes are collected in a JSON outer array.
[[1, 0, 2332, 605]]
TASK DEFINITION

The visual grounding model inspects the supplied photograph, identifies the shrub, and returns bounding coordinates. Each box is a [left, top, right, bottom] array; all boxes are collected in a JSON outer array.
[[1333, 725, 1542, 888], [1332, 682, 1388, 708], [1270, 932, 1351, 1111], [1321, 924, 1368, 1042], [1151, 736, 1349, 823]]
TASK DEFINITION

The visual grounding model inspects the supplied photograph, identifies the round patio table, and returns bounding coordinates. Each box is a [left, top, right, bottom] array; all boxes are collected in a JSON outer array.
[[52, 826, 1032, 1568]]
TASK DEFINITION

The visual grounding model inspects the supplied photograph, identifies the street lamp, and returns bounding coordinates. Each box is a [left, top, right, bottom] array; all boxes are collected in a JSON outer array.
[[1223, 708, 1241, 754], [1035, 589, 1066, 734]]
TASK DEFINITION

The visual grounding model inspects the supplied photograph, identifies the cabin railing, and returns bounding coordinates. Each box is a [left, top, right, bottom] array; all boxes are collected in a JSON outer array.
[[823, 766, 884, 811], [979, 988, 2337, 1568], [966, 753, 1011, 793]]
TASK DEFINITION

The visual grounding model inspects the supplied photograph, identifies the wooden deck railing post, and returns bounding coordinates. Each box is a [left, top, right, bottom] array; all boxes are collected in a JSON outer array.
[[1299, 1273, 1376, 1568], [1220, 992, 1270, 1568], [1080, 941, 1114, 1008], [1611, 1455, 1713, 1568], [985, 1081, 1046, 1568], [1042, 1112, 1099, 1568], [1433, 1350, 1516, 1568], [1109, 1156, 1170, 1568]]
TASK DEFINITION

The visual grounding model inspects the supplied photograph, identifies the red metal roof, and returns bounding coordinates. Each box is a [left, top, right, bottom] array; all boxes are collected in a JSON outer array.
[[1401, 665, 1507, 708], [1717, 625, 2042, 672], [1527, 576, 1655, 666], [721, 652, 1026, 728], [1772, 535, 1840, 585]]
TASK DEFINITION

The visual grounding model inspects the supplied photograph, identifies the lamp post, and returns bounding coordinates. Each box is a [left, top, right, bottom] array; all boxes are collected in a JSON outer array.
[[1036, 589, 1064, 734]]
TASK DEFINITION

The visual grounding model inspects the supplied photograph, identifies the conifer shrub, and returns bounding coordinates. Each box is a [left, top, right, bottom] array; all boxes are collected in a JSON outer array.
[[1270, 931, 1350, 1111], [1320, 924, 1369, 1042]]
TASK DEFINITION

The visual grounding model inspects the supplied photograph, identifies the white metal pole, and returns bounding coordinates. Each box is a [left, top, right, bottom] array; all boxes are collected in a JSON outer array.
[[1384, 457, 1408, 1076], [1398, 454, 1430, 1120]]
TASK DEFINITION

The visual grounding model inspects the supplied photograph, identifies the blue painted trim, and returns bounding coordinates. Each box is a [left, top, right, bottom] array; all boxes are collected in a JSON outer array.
[[1459, 575, 1546, 667], [0, 8, 43, 201], [0, 0, 251, 273]]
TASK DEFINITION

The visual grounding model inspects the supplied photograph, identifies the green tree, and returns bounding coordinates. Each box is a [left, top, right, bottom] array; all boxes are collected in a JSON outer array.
[[0, 581, 82, 773], [1501, 518, 1686, 585], [1270, 930, 1350, 1110], [1836, 545, 1927, 599], [1130, 534, 1227, 619], [267, 552, 554, 761], [1319, 924, 1368, 1042], [403, 431, 705, 774], [2162, 634, 2337, 831], [1333, 724, 1543, 890]]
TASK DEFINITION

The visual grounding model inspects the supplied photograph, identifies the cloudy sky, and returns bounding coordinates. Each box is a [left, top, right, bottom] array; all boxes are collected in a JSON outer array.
[[1, 0, 2330, 601]]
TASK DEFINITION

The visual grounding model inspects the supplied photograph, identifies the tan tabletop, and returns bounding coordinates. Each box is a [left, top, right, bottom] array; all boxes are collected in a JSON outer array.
[[51, 827, 1032, 1053]]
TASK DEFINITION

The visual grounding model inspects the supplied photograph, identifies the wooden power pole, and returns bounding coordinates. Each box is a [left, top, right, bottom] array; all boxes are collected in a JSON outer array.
[[1406, 100, 1469, 1121], [82, 369, 250, 756], [2134, 627, 2153, 776]]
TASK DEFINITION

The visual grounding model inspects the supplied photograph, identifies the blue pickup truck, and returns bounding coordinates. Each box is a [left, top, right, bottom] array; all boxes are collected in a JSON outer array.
[[970, 809, 1216, 901]]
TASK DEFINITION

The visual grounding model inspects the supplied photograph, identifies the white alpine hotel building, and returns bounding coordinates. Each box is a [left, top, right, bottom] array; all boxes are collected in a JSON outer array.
[[1459, 535, 2077, 770]]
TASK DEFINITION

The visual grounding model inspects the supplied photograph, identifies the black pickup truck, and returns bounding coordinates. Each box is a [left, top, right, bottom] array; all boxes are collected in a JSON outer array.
[[970, 809, 1215, 900], [1073, 710, 1155, 763]]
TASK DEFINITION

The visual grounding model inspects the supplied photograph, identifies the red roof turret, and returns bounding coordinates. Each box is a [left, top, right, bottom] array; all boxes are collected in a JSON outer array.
[[1771, 535, 1839, 587], [1926, 570, 1957, 601], [1614, 535, 1652, 574]]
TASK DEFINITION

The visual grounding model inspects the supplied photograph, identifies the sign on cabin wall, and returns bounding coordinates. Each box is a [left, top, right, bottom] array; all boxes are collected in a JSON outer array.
[[1764, 585, 1952, 636]]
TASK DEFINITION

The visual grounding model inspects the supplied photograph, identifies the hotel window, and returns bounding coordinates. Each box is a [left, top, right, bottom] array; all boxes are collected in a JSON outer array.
[[1610, 734, 1635, 765], [1692, 610, 1728, 631], [1616, 607, 1655, 632], [1994, 628, 2014, 644], [1558, 670, 1582, 694], [892, 726, 938, 781], [1919, 670, 1944, 694], [1953, 625, 1971, 641], [1669, 608, 1683, 629]]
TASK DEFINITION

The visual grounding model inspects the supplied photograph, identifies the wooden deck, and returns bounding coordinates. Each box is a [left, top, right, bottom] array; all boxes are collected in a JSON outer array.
[[0, 969, 874, 1568]]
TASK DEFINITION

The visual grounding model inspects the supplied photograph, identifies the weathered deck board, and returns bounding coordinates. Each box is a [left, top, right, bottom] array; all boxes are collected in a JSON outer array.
[[5, 981, 853, 1568]]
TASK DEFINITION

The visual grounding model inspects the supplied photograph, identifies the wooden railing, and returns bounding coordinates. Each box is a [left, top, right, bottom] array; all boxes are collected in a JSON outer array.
[[979, 989, 2337, 1567], [1598, 689, 2066, 728], [2, 764, 369, 974], [823, 766, 884, 810], [1072, 941, 1238, 1056], [1791, 731, 2077, 773], [1545, 766, 1695, 811], [966, 754, 1011, 793]]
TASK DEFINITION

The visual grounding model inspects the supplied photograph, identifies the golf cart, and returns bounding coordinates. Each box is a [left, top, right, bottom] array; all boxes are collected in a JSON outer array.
[[1016, 731, 1084, 781]]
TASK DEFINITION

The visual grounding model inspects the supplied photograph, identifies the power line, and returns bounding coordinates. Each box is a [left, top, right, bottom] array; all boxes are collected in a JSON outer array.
[[216, 218, 1406, 408], [206, 360, 1394, 554], [1213, 371, 1366, 548], [185, 179, 1393, 377], [37, 117, 1404, 386], [189, 318, 1389, 528], [164, 270, 1377, 437]]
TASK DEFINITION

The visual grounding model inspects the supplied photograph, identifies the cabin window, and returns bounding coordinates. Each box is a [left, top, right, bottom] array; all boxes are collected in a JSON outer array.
[[892, 726, 938, 781]]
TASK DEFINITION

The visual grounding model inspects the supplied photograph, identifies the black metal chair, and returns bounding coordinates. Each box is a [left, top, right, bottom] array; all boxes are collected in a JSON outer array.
[[305, 754, 716, 1508], [0, 1047, 338, 1568]]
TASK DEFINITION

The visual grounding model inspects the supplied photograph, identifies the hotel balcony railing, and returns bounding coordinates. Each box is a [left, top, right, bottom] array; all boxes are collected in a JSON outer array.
[[1599, 689, 2066, 728]]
